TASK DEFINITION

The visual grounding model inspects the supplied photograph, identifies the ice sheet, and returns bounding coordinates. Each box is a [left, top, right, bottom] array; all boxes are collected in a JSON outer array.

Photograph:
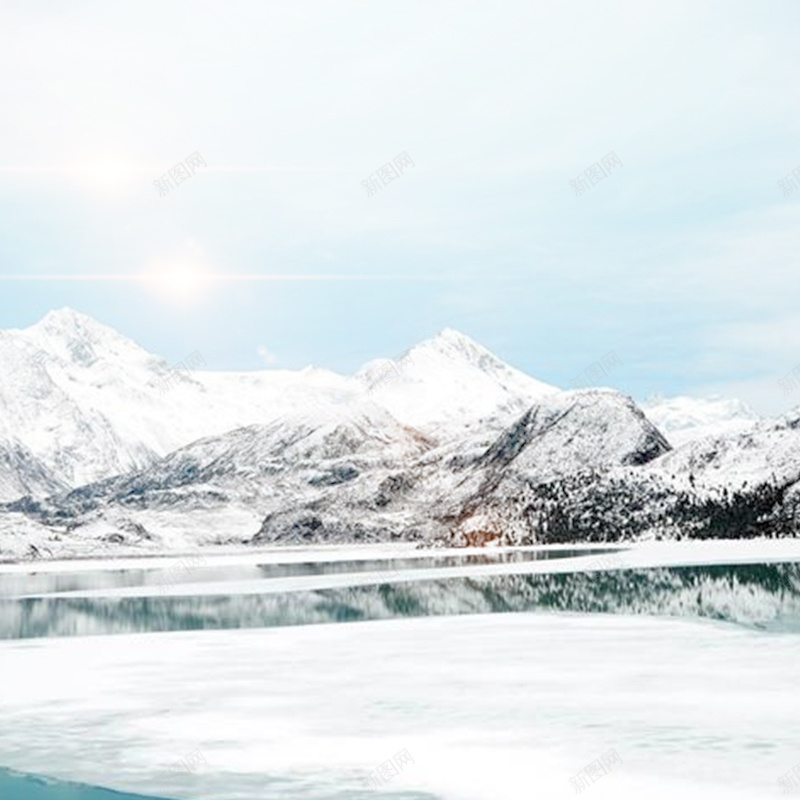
[[0, 612, 797, 799]]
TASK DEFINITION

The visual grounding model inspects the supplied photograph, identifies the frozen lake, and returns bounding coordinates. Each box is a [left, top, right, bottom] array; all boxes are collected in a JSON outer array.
[[1, 541, 799, 799], [0, 546, 613, 600], [0, 769, 165, 800]]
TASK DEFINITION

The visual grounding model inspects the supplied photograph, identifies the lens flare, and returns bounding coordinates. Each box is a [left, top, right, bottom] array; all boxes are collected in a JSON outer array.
[[140, 256, 215, 305]]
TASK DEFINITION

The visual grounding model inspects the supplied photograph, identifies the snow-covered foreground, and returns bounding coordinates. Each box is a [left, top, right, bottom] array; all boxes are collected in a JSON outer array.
[[0, 612, 797, 800]]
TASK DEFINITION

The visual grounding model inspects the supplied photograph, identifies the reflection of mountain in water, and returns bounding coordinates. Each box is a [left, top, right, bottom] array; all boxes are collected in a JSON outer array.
[[2, 562, 800, 640], [0, 548, 609, 599]]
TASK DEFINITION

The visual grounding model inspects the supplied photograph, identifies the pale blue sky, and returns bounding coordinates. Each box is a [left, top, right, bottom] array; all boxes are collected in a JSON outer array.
[[2, 0, 800, 413]]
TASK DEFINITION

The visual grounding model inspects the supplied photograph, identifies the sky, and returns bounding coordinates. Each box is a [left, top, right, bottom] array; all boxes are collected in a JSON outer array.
[[1, 0, 800, 415]]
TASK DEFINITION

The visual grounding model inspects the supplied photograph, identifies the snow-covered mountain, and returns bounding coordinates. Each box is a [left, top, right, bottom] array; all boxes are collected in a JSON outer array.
[[2, 308, 799, 559], [0, 309, 358, 493], [0, 440, 65, 502], [0, 311, 557, 501], [356, 327, 556, 434], [647, 408, 800, 492], [10, 378, 790, 555], [2, 386, 671, 551], [642, 395, 758, 446]]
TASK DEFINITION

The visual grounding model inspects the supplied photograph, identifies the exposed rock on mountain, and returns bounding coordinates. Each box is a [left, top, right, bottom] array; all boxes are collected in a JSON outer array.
[[0, 312, 549, 499], [0, 439, 66, 502], [0, 309, 797, 559]]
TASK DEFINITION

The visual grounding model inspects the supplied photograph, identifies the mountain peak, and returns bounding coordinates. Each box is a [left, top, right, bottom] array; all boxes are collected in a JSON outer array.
[[41, 307, 91, 324], [353, 329, 557, 434], [434, 327, 479, 344], [31, 307, 114, 341], [405, 328, 499, 367], [25, 307, 154, 369]]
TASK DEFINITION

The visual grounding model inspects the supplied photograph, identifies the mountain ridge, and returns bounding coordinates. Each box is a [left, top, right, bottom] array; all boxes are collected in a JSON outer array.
[[0, 309, 790, 560]]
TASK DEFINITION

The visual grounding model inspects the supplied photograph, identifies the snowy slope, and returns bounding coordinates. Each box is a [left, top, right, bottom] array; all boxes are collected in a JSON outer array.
[[5, 309, 800, 555], [0, 401, 438, 551], [8, 374, 799, 553], [414, 388, 671, 528], [356, 328, 557, 434], [477, 389, 670, 476], [0, 311, 372, 495], [0, 439, 65, 502], [428, 388, 672, 544], [0, 309, 198, 487], [3, 387, 672, 551], [648, 408, 800, 492], [0, 312, 555, 500], [641, 395, 758, 447]]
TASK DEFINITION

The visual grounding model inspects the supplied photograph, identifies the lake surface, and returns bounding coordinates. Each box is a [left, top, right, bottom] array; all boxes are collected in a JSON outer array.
[[0, 548, 612, 599], [2, 547, 800, 800], [0, 769, 172, 800], [1, 560, 799, 640]]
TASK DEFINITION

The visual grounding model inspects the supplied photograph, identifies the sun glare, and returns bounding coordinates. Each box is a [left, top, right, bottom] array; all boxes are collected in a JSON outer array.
[[140, 256, 215, 305], [76, 156, 138, 193]]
